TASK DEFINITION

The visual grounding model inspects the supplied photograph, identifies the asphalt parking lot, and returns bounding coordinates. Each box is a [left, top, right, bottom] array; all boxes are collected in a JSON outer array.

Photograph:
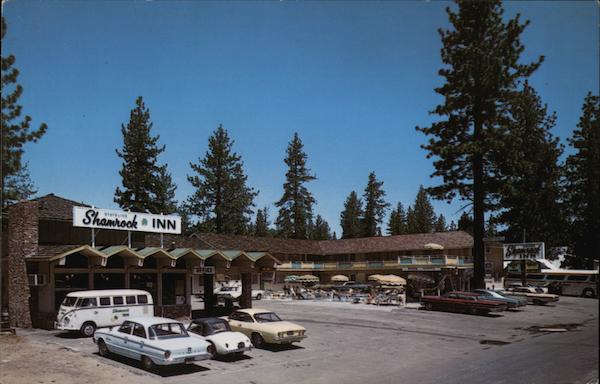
[[15, 296, 599, 384]]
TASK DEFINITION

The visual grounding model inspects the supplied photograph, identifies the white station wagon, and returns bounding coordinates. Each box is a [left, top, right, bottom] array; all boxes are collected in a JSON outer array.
[[93, 317, 214, 370]]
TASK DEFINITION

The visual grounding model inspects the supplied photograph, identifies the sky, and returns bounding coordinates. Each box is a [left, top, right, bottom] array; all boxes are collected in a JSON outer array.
[[2, 0, 599, 236]]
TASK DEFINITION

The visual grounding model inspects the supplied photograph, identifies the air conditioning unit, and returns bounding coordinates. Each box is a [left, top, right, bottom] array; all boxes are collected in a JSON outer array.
[[28, 274, 47, 286]]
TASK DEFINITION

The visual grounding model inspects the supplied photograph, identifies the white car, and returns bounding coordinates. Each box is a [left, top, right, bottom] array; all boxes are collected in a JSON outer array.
[[93, 317, 214, 371], [216, 286, 266, 301], [187, 317, 252, 356]]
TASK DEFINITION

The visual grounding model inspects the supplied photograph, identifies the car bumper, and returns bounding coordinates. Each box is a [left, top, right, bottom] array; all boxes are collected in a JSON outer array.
[[159, 352, 212, 365], [272, 335, 307, 344], [55, 321, 78, 331], [222, 345, 252, 355]]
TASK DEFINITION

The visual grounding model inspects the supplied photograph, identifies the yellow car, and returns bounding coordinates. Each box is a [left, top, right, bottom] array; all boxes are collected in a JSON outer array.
[[225, 308, 306, 348]]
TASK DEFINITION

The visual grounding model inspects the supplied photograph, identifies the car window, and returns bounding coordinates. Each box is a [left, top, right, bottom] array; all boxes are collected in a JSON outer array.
[[229, 312, 241, 321], [208, 320, 231, 333], [126, 296, 136, 304], [137, 295, 149, 304], [237, 313, 254, 322], [118, 321, 133, 335], [99, 297, 111, 306], [188, 322, 203, 335], [254, 312, 282, 323], [113, 296, 124, 305], [62, 297, 77, 307], [79, 298, 97, 307], [132, 323, 146, 339], [149, 323, 189, 340]]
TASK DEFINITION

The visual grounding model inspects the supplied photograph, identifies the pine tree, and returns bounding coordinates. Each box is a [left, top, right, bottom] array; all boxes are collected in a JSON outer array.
[[362, 172, 390, 237], [448, 220, 457, 231], [434, 214, 447, 232], [275, 133, 316, 239], [311, 215, 332, 240], [416, 1, 543, 288], [115, 96, 176, 213], [496, 82, 566, 246], [340, 191, 363, 239], [187, 124, 257, 234], [411, 185, 436, 233], [255, 207, 270, 237], [1, 17, 47, 207], [406, 206, 416, 234], [457, 212, 473, 234], [564, 93, 600, 268], [176, 204, 193, 236], [387, 202, 407, 235]]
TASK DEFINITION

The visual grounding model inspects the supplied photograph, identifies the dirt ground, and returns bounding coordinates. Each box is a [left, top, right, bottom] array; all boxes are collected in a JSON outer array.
[[0, 334, 158, 384]]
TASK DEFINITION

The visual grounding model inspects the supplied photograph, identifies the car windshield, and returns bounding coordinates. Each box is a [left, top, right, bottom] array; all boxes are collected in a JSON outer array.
[[149, 323, 189, 340], [62, 297, 78, 307], [208, 320, 231, 334], [254, 312, 282, 323], [485, 291, 503, 298]]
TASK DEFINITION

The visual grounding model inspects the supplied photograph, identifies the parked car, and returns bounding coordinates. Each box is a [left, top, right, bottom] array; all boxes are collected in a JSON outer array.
[[224, 308, 306, 348], [421, 291, 507, 315], [93, 317, 214, 371], [187, 317, 252, 357], [252, 290, 266, 300], [502, 287, 559, 305], [215, 286, 267, 301], [473, 289, 527, 309]]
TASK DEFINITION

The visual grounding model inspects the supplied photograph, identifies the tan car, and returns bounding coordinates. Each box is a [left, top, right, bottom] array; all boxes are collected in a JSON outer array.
[[224, 308, 306, 348], [503, 287, 559, 305]]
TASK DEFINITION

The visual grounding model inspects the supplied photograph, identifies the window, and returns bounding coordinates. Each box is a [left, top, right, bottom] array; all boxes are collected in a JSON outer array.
[[237, 313, 254, 322], [78, 298, 97, 307], [254, 312, 281, 323], [137, 295, 148, 304], [527, 274, 545, 280], [113, 296, 124, 305], [126, 296, 136, 304], [547, 275, 566, 281], [149, 323, 188, 340], [62, 297, 78, 307], [132, 323, 146, 339], [99, 297, 111, 306], [590, 275, 597, 283], [118, 321, 133, 335], [188, 323, 204, 336], [567, 275, 589, 281]]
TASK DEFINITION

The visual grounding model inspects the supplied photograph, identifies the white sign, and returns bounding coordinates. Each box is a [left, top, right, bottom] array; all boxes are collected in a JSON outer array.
[[73, 206, 181, 234], [192, 266, 215, 275], [503, 242, 545, 261]]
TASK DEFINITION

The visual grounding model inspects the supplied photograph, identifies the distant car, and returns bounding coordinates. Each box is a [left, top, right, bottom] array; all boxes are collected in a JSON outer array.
[[421, 291, 507, 315], [473, 289, 527, 309], [224, 308, 306, 348], [502, 287, 559, 305], [93, 317, 214, 371], [252, 290, 266, 300], [215, 286, 266, 301], [187, 317, 252, 357]]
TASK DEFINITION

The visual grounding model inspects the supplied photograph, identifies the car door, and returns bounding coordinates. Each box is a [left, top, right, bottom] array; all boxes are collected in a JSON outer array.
[[128, 322, 148, 361], [112, 321, 134, 357]]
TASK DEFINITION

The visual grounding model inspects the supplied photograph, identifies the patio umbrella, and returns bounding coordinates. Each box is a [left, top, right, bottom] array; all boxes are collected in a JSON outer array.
[[295, 274, 320, 283], [368, 274, 406, 285], [330, 275, 349, 283], [284, 275, 300, 283], [423, 243, 444, 250]]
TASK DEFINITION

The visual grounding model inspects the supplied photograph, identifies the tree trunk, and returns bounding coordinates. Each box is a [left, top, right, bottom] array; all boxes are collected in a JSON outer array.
[[473, 125, 486, 290]]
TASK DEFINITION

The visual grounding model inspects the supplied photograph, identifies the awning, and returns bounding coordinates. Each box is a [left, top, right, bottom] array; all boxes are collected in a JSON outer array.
[[424, 243, 444, 250]]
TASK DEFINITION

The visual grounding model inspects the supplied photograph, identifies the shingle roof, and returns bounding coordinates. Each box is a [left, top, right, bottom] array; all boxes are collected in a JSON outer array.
[[32, 194, 90, 220]]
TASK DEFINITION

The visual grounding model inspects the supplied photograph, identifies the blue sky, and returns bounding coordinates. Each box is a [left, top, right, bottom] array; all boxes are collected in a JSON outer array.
[[3, 1, 598, 235]]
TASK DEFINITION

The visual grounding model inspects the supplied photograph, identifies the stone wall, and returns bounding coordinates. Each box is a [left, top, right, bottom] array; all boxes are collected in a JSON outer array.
[[8, 201, 38, 328]]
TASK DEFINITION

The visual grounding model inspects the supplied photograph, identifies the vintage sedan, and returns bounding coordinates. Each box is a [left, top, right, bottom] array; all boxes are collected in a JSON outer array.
[[187, 317, 252, 357], [93, 317, 214, 371], [473, 289, 527, 309], [224, 308, 306, 348], [421, 291, 507, 315], [502, 287, 559, 305]]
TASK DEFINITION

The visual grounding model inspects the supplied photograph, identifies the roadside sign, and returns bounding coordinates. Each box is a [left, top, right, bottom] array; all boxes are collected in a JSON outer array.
[[503, 242, 545, 261]]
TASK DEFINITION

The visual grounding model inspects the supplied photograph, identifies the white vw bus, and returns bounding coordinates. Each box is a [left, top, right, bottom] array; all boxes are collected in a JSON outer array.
[[55, 289, 154, 336]]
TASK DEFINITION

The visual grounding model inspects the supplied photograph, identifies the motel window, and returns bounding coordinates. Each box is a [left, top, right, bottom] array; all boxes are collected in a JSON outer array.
[[126, 296, 136, 304], [113, 296, 124, 305], [99, 297, 111, 306], [547, 275, 567, 281], [137, 295, 148, 304], [567, 275, 588, 281], [527, 274, 545, 280]]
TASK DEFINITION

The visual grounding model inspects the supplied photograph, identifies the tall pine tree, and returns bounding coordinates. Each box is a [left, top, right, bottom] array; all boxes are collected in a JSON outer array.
[[410, 186, 436, 233], [311, 215, 332, 240], [434, 214, 447, 232], [387, 202, 407, 235], [1, 17, 47, 207], [416, 1, 543, 288], [275, 133, 316, 239], [362, 172, 389, 237], [254, 207, 270, 237], [564, 93, 600, 268], [340, 191, 364, 239], [187, 124, 257, 234], [115, 96, 176, 213]]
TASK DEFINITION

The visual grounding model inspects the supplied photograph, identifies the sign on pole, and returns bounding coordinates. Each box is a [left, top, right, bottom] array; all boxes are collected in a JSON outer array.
[[503, 242, 545, 261], [73, 206, 181, 234]]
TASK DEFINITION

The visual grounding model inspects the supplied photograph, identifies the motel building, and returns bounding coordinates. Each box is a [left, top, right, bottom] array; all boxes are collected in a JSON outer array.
[[1, 194, 494, 330]]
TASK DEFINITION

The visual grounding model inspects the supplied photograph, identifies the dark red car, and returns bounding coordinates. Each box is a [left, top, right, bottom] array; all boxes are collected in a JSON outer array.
[[421, 291, 507, 315]]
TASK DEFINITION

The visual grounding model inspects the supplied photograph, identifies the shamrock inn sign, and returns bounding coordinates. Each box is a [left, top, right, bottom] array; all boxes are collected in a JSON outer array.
[[73, 206, 181, 234]]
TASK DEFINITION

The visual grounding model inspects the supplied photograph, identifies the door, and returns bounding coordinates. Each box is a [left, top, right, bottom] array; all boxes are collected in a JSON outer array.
[[113, 321, 134, 357]]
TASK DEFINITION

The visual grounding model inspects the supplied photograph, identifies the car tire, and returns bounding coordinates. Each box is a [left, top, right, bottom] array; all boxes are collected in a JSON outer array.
[[582, 288, 596, 298], [98, 339, 110, 357], [80, 321, 96, 337], [256, 294, 262, 300], [251, 333, 265, 349], [207, 341, 217, 358], [424, 303, 433, 311], [533, 299, 544, 306], [141, 355, 154, 371]]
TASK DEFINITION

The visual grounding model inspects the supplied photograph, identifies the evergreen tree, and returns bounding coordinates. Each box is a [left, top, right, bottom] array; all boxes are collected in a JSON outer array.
[[496, 82, 566, 246], [411, 185, 436, 233], [387, 202, 407, 235], [457, 212, 473, 234], [416, 1, 543, 288], [275, 133, 316, 239], [115, 96, 176, 213], [332, 231, 338, 240], [448, 220, 457, 231], [176, 204, 193, 236], [255, 207, 270, 237], [564, 93, 600, 268], [311, 215, 332, 240], [406, 206, 416, 234], [485, 216, 498, 238], [434, 214, 447, 232], [340, 191, 363, 239], [187, 124, 257, 234], [1, 17, 47, 207], [362, 172, 390, 237]]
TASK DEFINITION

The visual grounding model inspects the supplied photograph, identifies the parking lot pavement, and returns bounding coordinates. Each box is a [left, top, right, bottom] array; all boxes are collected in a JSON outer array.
[[15, 296, 598, 384]]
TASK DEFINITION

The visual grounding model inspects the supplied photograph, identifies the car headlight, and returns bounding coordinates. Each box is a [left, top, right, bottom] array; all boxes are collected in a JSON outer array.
[[63, 317, 70, 325], [278, 332, 284, 338], [164, 350, 171, 359]]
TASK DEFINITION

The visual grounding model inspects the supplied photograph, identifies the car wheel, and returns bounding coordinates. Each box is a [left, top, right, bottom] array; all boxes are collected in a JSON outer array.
[[582, 288, 596, 298], [424, 303, 433, 311], [141, 356, 154, 371], [207, 341, 217, 358], [80, 321, 96, 337], [533, 299, 544, 306], [256, 294, 262, 300], [251, 333, 265, 349], [98, 339, 110, 357]]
